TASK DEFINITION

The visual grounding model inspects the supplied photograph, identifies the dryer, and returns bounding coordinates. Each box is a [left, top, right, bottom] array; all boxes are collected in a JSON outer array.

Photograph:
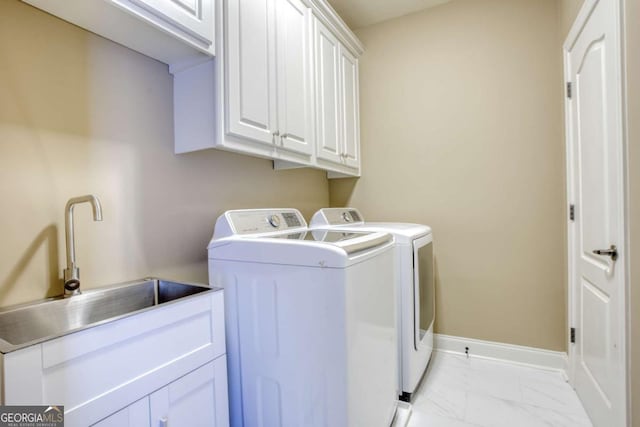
[[310, 208, 434, 402], [208, 209, 399, 426]]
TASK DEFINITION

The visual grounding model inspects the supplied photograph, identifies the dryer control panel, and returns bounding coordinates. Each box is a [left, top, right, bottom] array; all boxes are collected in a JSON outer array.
[[311, 208, 365, 227]]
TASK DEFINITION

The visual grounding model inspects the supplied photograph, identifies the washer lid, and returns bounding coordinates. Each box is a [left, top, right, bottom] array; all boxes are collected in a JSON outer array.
[[208, 209, 394, 267], [260, 229, 392, 255]]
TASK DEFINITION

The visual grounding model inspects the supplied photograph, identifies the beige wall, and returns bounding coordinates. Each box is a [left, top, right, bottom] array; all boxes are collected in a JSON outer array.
[[331, 0, 567, 351], [0, 0, 329, 307], [624, 0, 639, 422], [559, 0, 585, 40]]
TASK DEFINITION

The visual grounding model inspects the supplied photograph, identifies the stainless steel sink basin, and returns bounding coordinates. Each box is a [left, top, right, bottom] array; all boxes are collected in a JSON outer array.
[[0, 278, 213, 353]]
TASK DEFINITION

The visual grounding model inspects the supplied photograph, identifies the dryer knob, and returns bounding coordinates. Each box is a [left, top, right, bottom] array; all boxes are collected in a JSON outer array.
[[342, 212, 353, 223]]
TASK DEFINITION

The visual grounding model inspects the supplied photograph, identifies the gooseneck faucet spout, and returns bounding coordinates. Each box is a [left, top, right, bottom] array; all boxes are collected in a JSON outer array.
[[63, 195, 103, 296]]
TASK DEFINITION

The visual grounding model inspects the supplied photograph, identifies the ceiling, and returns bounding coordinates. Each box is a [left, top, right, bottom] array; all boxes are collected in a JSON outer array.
[[327, 0, 451, 29]]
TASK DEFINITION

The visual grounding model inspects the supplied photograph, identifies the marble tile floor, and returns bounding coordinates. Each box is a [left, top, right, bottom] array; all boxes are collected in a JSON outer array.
[[406, 351, 593, 427]]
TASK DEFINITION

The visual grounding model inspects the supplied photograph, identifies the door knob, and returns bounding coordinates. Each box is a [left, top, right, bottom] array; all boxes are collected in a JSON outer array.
[[593, 245, 618, 261]]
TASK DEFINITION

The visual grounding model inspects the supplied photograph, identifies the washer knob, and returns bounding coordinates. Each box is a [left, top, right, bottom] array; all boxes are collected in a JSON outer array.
[[342, 212, 353, 223], [268, 214, 281, 228]]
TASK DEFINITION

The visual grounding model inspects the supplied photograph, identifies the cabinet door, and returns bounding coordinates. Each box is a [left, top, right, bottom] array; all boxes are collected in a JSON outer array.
[[275, 0, 313, 155], [226, 0, 278, 146], [339, 46, 360, 169], [116, 0, 214, 45], [92, 397, 150, 427], [314, 18, 343, 165], [150, 359, 229, 427]]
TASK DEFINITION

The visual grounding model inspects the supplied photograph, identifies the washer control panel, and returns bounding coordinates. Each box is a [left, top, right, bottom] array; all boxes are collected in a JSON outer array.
[[225, 209, 307, 235], [267, 214, 281, 228]]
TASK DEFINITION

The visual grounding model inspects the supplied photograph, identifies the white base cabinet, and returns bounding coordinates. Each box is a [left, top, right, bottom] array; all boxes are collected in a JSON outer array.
[[94, 360, 228, 427], [150, 360, 229, 427], [93, 398, 151, 427], [0, 290, 228, 427]]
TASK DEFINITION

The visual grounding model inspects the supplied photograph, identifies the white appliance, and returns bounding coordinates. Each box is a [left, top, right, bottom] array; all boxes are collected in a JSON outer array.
[[208, 209, 399, 426], [310, 208, 434, 402]]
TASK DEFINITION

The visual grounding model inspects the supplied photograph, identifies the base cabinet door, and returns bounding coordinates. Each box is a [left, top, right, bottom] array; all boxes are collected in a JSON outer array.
[[150, 359, 229, 427], [92, 397, 150, 427]]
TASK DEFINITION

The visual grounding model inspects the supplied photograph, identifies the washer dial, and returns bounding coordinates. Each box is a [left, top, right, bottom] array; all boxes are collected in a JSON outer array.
[[267, 214, 281, 228]]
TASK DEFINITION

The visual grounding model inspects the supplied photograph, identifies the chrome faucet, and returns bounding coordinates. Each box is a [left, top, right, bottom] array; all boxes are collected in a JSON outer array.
[[63, 195, 103, 296]]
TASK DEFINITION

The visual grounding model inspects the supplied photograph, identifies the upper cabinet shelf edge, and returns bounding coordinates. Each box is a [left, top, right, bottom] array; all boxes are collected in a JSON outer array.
[[21, 0, 216, 68]]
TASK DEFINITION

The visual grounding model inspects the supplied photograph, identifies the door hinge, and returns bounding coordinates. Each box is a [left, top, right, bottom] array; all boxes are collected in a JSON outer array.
[[569, 204, 575, 221], [566, 82, 572, 99], [570, 327, 576, 343]]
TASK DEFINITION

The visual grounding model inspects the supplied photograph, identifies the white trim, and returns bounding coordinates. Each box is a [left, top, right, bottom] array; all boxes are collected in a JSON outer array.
[[305, 0, 364, 55], [391, 401, 412, 427], [619, 0, 632, 423], [434, 334, 568, 373]]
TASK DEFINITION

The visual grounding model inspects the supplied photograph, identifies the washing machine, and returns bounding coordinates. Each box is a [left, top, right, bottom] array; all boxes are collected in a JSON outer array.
[[310, 208, 434, 402], [208, 208, 399, 426]]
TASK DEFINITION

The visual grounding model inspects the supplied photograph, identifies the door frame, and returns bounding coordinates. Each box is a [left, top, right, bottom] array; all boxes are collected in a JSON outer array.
[[563, 0, 630, 424]]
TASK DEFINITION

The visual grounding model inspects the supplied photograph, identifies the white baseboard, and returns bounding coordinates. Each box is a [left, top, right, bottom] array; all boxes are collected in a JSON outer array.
[[434, 334, 569, 374]]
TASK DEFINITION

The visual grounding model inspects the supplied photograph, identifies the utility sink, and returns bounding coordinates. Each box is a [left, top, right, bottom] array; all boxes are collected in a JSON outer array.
[[0, 278, 213, 353]]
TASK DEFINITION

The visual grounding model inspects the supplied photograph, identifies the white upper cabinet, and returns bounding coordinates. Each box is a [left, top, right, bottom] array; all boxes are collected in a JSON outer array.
[[314, 17, 361, 176], [225, 0, 277, 146], [339, 46, 360, 170], [173, 0, 363, 177], [275, 0, 314, 156], [315, 19, 343, 166], [21, 0, 215, 68], [226, 0, 313, 157], [122, 0, 214, 45]]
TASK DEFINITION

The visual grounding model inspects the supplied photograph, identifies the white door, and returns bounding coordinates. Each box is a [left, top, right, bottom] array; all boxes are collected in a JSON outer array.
[[226, 0, 278, 146], [314, 17, 343, 165], [275, 0, 313, 155], [150, 359, 230, 427], [565, 0, 627, 426], [339, 45, 360, 169]]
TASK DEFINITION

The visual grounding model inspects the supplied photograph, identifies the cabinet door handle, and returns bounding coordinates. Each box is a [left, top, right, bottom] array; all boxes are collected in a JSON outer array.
[[272, 130, 280, 137], [159, 416, 168, 427]]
